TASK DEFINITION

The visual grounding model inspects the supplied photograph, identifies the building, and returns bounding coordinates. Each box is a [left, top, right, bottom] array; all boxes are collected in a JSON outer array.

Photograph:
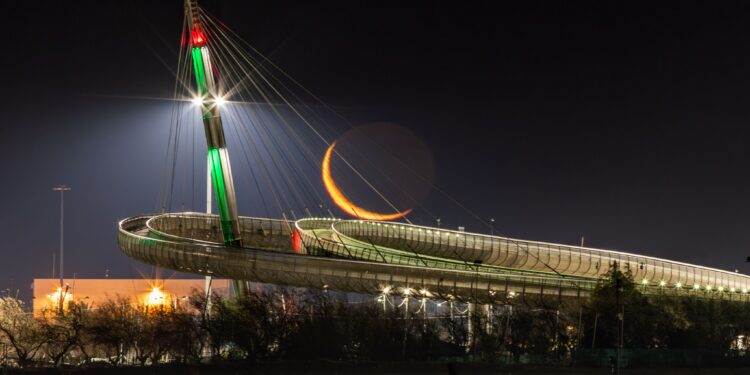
[[32, 278, 230, 316]]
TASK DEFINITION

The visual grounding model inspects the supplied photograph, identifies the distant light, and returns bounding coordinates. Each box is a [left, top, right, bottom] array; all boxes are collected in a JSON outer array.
[[214, 96, 227, 107], [706, 285, 712, 291], [191, 96, 203, 106], [743, 288, 748, 294], [642, 279, 649, 285], [47, 287, 73, 309], [146, 287, 165, 306], [731, 287, 736, 293], [381, 286, 392, 295], [659, 280, 666, 287], [403, 287, 412, 296], [693, 284, 701, 290], [718, 286, 724, 292], [676, 282, 682, 289]]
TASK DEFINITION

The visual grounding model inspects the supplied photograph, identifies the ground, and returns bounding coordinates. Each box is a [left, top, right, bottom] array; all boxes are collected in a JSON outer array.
[[4, 363, 750, 375]]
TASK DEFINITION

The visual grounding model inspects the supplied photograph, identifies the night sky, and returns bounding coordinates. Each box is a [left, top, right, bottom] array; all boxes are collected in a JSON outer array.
[[3, 1, 750, 298]]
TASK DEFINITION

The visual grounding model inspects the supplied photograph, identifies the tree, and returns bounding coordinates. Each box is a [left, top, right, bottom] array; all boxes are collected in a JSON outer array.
[[84, 297, 137, 366], [39, 302, 87, 367], [582, 263, 689, 350], [0, 297, 44, 367], [210, 288, 299, 361]]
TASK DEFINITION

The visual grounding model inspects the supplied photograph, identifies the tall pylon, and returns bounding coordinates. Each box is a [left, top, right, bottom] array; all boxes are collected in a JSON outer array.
[[185, 0, 248, 296]]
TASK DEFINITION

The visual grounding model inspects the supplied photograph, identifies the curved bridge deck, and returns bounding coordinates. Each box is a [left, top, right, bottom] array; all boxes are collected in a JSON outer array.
[[118, 213, 750, 303]]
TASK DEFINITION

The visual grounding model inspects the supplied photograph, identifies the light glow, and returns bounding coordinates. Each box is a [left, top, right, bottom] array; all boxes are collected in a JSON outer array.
[[214, 96, 227, 106], [191, 96, 203, 105], [190, 26, 206, 47], [146, 287, 166, 306], [46, 287, 73, 309]]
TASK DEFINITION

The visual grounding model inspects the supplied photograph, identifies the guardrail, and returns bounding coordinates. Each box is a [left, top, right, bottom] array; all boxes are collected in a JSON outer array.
[[331, 220, 750, 297], [118, 214, 750, 302]]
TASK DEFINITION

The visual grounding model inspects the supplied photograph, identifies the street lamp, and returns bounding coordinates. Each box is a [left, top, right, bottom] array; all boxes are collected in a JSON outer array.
[[52, 185, 70, 291]]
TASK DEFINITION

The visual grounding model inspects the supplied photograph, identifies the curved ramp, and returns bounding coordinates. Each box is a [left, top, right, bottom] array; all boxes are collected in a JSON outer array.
[[118, 213, 750, 302]]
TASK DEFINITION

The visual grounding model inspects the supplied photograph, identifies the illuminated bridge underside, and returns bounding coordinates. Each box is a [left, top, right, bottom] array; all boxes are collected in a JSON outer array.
[[118, 213, 750, 303]]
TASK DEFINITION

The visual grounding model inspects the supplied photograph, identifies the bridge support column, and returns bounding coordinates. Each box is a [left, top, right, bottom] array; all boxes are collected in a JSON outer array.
[[466, 302, 475, 352]]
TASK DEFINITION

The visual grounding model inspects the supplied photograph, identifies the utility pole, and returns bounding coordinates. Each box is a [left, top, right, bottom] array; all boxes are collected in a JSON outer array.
[[52, 185, 70, 290]]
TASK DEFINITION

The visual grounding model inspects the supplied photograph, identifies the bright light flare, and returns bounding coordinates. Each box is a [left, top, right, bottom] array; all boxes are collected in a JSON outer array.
[[214, 96, 227, 107], [191, 96, 203, 106], [146, 287, 166, 306], [46, 287, 73, 308]]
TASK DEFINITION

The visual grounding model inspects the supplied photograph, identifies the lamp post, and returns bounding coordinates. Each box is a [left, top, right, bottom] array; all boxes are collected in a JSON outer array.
[[52, 185, 70, 290]]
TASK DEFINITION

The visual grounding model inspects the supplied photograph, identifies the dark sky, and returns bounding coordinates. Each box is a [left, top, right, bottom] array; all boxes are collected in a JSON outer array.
[[3, 1, 750, 298]]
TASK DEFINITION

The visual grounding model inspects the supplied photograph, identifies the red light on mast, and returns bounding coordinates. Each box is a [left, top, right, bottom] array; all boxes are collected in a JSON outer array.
[[190, 26, 206, 47]]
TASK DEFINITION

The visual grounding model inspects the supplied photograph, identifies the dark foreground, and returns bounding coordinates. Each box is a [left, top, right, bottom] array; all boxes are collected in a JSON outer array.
[[3, 363, 750, 375]]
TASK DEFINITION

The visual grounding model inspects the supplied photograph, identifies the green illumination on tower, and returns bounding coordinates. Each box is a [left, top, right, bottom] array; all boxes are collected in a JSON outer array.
[[208, 147, 236, 243], [191, 47, 208, 97]]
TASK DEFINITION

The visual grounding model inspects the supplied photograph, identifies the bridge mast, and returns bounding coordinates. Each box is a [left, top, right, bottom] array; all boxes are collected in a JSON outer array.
[[185, 0, 242, 248]]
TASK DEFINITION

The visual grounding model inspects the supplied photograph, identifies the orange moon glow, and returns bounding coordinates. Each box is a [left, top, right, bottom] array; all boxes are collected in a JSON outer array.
[[322, 142, 411, 221]]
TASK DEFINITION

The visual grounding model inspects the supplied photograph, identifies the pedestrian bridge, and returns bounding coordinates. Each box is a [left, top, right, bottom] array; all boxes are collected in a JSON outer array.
[[118, 212, 750, 303]]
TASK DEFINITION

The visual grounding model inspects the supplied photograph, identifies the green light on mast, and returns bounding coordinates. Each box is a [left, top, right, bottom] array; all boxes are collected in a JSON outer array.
[[187, 15, 242, 247]]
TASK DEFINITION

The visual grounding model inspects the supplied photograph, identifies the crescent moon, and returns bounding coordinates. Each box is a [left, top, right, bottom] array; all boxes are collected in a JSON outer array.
[[322, 142, 411, 221]]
